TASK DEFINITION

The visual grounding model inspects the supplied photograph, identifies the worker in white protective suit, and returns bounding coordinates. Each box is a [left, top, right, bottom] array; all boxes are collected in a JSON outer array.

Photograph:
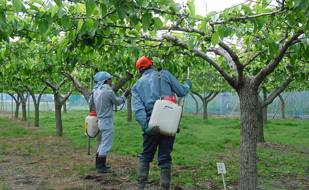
[[89, 71, 131, 173]]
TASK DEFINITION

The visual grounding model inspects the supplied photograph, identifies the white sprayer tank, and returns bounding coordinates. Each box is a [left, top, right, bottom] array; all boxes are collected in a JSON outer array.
[[84, 111, 99, 138], [148, 97, 182, 136]]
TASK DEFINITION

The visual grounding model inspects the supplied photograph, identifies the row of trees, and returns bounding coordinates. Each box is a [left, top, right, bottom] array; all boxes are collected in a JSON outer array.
[[1, 0, 308, 189]]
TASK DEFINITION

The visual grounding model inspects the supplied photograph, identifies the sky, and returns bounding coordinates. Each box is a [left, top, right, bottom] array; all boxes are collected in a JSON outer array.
[[174, 0, 248, 16]]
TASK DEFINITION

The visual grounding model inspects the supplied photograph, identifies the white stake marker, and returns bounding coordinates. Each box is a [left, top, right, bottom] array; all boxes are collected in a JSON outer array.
[[217, 162, 227, 190]]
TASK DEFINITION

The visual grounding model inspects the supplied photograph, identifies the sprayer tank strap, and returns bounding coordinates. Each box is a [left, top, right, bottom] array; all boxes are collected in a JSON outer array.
[[157, 69, 162, 100]]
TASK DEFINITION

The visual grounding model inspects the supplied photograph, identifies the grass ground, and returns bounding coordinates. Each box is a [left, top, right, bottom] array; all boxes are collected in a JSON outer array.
[[0, 110, 308, 190]]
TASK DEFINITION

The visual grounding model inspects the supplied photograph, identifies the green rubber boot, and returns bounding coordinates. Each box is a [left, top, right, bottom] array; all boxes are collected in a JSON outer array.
[[137, 162, 149, 190], [160, 168, 171, 190]]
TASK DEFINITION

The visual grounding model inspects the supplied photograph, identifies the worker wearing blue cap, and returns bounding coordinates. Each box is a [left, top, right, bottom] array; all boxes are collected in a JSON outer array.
[[90, 71, 131, 173]]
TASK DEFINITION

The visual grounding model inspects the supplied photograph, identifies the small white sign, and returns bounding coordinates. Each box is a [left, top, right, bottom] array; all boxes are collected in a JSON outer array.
[[217, 162, 226, 174]]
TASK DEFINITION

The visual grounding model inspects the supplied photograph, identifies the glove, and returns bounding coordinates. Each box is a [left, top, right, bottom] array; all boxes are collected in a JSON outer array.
[[124, 88, 131, 97], [144, 123, 160, 135], [185, 79, 192, 89]]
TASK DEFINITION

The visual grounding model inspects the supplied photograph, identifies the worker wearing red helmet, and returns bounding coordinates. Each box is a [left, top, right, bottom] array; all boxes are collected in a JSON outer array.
[[132, 56, 192, 190]]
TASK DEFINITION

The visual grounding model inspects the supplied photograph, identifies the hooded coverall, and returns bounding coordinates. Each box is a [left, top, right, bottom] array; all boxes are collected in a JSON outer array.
[[92, 85, 125, 155], [132, 69, 190, 168]]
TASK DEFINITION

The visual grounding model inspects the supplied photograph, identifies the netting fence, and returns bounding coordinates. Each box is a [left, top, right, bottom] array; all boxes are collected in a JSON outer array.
[[1, 91, 308, 119]]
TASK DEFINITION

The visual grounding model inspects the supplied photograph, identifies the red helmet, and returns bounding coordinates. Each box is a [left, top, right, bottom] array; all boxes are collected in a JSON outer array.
[[136, 57, 152, 72]]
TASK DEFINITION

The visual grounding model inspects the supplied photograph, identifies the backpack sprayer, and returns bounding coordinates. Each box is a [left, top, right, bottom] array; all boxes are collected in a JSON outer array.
[[148, 67, 190, 136]]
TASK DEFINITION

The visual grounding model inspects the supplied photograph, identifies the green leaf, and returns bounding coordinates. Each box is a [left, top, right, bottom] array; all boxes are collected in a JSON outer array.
[[129, 30, 140, 39], [211, 32, 219, 45], [62, 15, 70, 30], [224, 27, 232, 37], [54, 0, 62, 7], [12, 0, 22, 12], [153, 17, 163, 30], [188, 36, 196, 51], [241, 4, 252, 14], [119, 29, 125, 37], [100, 3, 107, 17], [5, 63, 11, 69], [38, 20, 48, 34], [136, 0, 149, 7], [86, 0, 95, 17], [0, 10, 6, 25], [52, 5, 58, 18], [142, 12, 151, 31], [57, 7, 63, 18], [218, 25, 225, 39], [201, 20, 207, 32], [86, 19, 93, 30], [294, 0, 308, 12], [102, 27, 110, 36], [116, 7, 127, 20], [187, 2, 195, 16], [129, 14, 139, 26], [169, 3, 181, 13], [108, 14, 118, 23], [209, 11, 219, 22], [77, 19, 83, 32]]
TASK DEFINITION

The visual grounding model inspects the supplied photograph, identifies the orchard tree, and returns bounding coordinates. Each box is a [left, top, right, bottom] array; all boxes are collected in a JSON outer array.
[[42, 78, 74, 136]]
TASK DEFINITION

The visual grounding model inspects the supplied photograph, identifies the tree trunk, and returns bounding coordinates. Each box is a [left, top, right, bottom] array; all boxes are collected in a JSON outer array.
[[26, 86, 47, 127], [203, 99, 208, 120], [42, 80, 74, 136], [279, 94, 285, 119], [237, 80, 258, 190], [262, 106, 268, 124], [54, 93, 63, 136], [34, 104, 40, 127], [262, 87, 268, 124], [15, 90, 27, 121], [15, 102, 20, 118], [127, 95, 132, 122], [63, 101, 67, 113], [8, 93, 21, 119], [191, 94, 199, 115], [256, 99, 265, 143], [21, 96, 27, 121]]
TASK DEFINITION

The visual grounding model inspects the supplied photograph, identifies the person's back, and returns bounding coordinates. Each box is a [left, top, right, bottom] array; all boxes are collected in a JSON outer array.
[[93, 86, 122, 119], [133, 68, 190, 127], [132, 57, 192, 190]]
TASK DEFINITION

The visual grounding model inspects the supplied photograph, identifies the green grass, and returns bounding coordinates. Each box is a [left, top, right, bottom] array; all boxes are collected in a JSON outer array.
[[1, 110, 309, 189]]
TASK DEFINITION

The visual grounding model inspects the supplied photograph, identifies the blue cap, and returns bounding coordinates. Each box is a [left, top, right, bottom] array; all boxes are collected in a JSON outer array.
[[94, 71, 113, 82], [94, 71, 113, 89]]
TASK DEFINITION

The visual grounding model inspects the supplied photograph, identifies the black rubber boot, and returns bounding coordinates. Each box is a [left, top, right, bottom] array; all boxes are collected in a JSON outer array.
[[137, 162, 149, 190], [97, 156, 113, 173], [95, 154, 110, 169], [160, 168, 171, 190]]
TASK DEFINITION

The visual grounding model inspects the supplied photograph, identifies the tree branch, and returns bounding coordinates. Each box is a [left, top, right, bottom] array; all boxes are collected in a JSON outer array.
[[243, 50, 267, 67], [161, 34, 237, 88], [218, 41, 243, 88], [210, 9, 288, 25], [42, 80, 57, 91], [60, 83, 74, 105], [254, 29, 303, 85], [62, 72, 91, 102], [261, 78, 292, 108]]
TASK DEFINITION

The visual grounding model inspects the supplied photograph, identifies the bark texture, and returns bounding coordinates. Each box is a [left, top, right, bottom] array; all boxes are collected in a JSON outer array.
[[237, 77, 258, 190]]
